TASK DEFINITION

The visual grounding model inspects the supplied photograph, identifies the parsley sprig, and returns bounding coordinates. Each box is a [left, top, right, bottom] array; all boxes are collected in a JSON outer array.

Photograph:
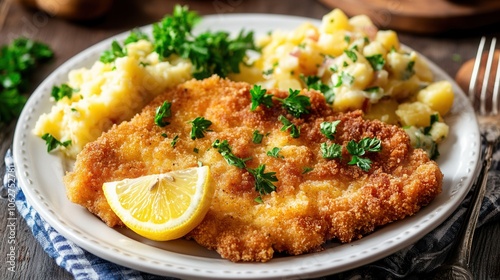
[[247, 164, 278, 203], [278, 115, 300, 138], [154, 101, 172, 127], [1, 38, 53, 124], [346, 137, 381, 171], [212, 139, 250, 168], [275, 89, 311, 118], [300, 75, 335, 104], [51, 84, 76, 101], [41, 133, 71, 152], [249, 85, 273, 111], [189, 117, 212, 139], [153, 5, 257, 79]]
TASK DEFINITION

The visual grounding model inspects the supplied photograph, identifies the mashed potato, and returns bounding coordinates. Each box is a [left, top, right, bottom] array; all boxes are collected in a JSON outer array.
[[230, 9, 454, 159], [33, 40, 192, 158]]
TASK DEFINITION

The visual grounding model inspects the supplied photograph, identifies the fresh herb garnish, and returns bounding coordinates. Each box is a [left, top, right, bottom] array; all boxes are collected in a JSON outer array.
[[41, 133, 71, 152], [402, 60, 415, 80], [344, 49, 358, 62], [346, 137, 381, 171], [320, 120, 341, 140], [423, 113, 439, 135], [171, 135, 179, 147], [302, 167, 313, 174], [247, 164, 278, 203], [252, 130, 264, 144], [1, 38, 53, 124], [250, 84, 273, 111], [275, 89, 311, 118], [51, 84, 75, 101], [189, 117, 212, 139], [278, 115, 300, 138], [154, 101, 172, 127], [365, 54, 386, 71], [267, 147, 284, 159], [212, 139, 250, 168], [321, 142, 342, 159], [124, 29, 150, 45], [100, 41, 127, 63], [300, 75, 335, 104], [153, 5, 256, 79]]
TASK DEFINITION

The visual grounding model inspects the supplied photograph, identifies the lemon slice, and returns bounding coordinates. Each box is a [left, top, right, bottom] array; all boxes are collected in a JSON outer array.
[[103, 166, 214, 241]]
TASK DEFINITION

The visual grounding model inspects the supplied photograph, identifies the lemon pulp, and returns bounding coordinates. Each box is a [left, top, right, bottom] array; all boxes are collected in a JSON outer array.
[[103, 166, 214, 241]]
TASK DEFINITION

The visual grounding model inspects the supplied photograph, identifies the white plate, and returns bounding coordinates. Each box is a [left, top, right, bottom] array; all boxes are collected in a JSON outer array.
[[14, 14, 481, 279]]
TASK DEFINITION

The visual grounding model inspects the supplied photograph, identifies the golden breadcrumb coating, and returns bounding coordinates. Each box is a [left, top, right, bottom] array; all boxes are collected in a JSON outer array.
[[64, 75, 442, 262]]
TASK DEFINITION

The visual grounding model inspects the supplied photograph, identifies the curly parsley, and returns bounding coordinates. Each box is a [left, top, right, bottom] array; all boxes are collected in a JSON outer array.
[[346, 137, 381, 171], [41, 133, 71, 152], [278, 115, 300, 138], [275, 89, 311, 118], [247, 164, 278, 203], [189, 117, 212, 140], [212, 139, 250, 169], [249, 84, 273, 111], [154, 101, 172, 127]]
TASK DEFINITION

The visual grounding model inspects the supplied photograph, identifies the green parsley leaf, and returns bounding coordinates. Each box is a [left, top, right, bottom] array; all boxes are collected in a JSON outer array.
[[250, 84, 273, 111], [320, 120, 341, 140], [267, 147, 283, 159], [189, 117, 212, 139], [171, 135, 179, 147], [320, 142, 342, 159], [99, 41, 127, 63], [153, 5, 256, 79], [300, 75, 335, 104], [344, 49, 358, 62], [346, 137, 381, 171], [154, 101, 172, 127], [278, 115, 300, 138], [276, 89, 311, 118], [212, 139, 250, 168], [402, 60, 415, 80], [51, 84, 75, 101], [302, 167, 313, 174], [365, 54, 386, 71], [124, 29, 149, 45], [0, 38, 53, 124], [252, 130, 264, 144], [423, 113, 439, 135], [247, 164, 278, 203], [41, 133, 71, 152]]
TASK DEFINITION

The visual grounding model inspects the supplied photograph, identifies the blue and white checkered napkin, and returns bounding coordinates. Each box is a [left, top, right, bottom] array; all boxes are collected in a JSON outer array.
[[3, 146, 500, 279]]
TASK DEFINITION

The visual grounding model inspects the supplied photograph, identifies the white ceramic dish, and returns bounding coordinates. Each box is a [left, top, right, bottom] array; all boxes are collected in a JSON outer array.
[[13, 14, 480, 279]]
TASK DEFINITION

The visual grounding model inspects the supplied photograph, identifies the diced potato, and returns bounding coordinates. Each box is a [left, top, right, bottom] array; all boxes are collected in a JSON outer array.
[[414, 55, 434, 82], [277, 77, 302, 91], [349, 15, 375, 30], [321, 9, 351, 34], [385, 75, 420, 101], [375, 30, 400, 51], [386, 51, 417, 80], [429, 122, 449, 143], [333, 88, 366, 112], [317, 32, 349, 57], [364, 98, 400, 124], [363, 41, 387, 58], [417, 80, 454, 116], [395, 101, 436, 127]]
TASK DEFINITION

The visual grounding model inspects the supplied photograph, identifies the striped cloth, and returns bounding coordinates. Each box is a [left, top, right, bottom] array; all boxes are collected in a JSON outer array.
[[3, 146, 500, 279]]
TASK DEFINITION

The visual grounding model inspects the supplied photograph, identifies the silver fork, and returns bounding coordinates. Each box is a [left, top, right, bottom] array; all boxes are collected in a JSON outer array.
[[433, 37, 500, 279]]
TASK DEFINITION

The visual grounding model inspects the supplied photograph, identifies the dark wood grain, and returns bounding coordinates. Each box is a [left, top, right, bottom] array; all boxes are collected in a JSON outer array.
[[1, 1, 499, 279]]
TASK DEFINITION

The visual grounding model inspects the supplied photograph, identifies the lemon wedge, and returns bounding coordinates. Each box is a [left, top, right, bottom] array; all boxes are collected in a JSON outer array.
[[103, 166, 214, 241]]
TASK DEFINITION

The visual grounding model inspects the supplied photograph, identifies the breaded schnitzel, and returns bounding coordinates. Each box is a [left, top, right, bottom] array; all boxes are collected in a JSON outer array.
[[64, 75, 442, 262]]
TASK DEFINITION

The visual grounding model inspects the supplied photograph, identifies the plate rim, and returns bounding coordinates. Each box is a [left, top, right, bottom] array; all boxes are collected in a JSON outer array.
[[13, 13, 481, 279]]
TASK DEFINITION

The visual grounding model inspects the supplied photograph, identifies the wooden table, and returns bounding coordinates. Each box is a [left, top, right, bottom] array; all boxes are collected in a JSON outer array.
[[1, 1, 499, 279]]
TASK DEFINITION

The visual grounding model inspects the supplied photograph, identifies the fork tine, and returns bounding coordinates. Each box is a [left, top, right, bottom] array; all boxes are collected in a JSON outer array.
[[469, 37, 486, 102], [480, 38, 497, 115], [493, 46, 500, 116]]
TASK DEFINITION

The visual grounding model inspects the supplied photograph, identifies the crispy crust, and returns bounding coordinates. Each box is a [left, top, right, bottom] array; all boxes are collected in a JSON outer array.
[[64, 75, 442, 262]]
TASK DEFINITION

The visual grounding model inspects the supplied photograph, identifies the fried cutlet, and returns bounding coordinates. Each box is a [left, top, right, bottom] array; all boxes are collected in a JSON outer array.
[[63, 75, 443, 262]]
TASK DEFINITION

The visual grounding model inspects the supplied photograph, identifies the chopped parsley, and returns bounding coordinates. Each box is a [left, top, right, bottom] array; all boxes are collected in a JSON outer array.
[[321, 142, 342, 159], [334, 71, 355, 87], [51, 84, 75, 101], [41, 133, 71, 152], [402, 60, 415, 80], [171, 135, 179, 147], [300, 75, 335, 104], [267, 147, 283, 159], [365, 54, 386, 71], [344, 49, 358, 62], [153, 5, 256, 79], [249, 84, 273, 111], [278, 115, 300, 138], [252, 130, 264, 144], [302, 167, 313, 174], [346, 137, 381, 171], [275, 89, 311, 118], [247, 164, 278, 203], [212, 139, 250, 168], [189, 117, 212, 139], [154, 101, 172, 127], [320, 120, 340, 140], [99, 41, 127, 63], [124, 29, 150, 45], [1, 37, 53, 124], [423, 113, 439, 135]]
